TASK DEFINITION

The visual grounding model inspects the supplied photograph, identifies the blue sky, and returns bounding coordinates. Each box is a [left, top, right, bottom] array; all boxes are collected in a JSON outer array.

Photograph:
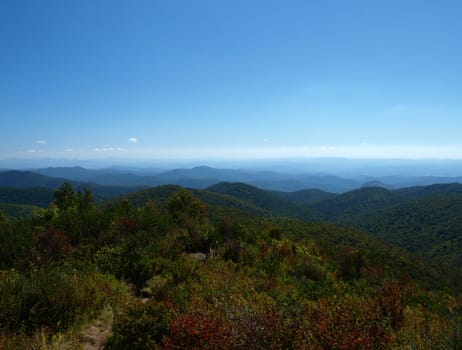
[[1, 0, 462, 160]]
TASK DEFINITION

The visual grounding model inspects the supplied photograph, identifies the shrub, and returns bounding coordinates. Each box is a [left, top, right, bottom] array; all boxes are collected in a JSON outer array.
[[0, 268, 125, 334], [106, 300, 171, 350], [163, 309, 231, 350], [33, 228, 71, 264]]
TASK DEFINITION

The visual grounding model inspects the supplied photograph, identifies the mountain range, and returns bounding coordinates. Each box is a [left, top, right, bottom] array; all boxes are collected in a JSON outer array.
[[1, 166, 462, 289], [2, 165, 462, 193]]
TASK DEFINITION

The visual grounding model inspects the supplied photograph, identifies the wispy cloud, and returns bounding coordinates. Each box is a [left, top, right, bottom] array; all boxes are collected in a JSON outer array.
[[11, 144, 462, 160], [35, 140, 47, 144], [94, 147, 125, 152], [128, 137, 138, 143]]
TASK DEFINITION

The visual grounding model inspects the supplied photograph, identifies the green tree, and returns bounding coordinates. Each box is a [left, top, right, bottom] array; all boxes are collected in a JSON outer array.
[[167, 189, 209, 252], [53, 183, 77, 211], [78, 187, 94, 211], [0, 209, 6, 225]]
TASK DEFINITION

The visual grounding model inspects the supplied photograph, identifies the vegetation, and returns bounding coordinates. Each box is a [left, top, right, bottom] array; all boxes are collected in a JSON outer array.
[[0, 182, 461, 348], [270, 188, 337, 205], [207, 182, 320, 220], [0, 187, 54, 207]]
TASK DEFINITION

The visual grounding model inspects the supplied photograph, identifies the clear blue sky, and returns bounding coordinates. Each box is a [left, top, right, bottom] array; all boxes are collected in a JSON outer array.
[[1, 0, 462, 160]]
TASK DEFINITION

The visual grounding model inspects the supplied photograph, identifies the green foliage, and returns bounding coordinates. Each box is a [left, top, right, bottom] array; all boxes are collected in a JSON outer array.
[[207, 182, 320, 220], [0, 187, 54, 208], [270, 188, 337, 205], [95, 234, 157, 288], [167, 189, 210, 252], [0, 268, 125, 334], [0, 203, 42, 220], [0, 220, 34, 269], [106, 300, 171, 350], [0, 209, 6, 224], [0, 183, 461, 349], [360, 193, 462, 268], [312, 186, 400, 223], [53, 182, 78, 211]]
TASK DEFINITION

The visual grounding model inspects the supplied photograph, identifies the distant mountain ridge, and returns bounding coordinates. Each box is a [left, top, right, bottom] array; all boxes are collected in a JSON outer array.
[[28, 165, 462, 192], [0, 170, 143, 202], [0, 170, 75, 189], [15, 166, 365, 192], [3, 165, 462, 196]]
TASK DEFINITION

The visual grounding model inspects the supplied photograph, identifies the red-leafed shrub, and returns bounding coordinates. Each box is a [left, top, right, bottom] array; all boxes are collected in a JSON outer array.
[[163, 310, 232, 350], [34, 228, 71, 262], [297, 298, 393, 350], [375, 280, 408, 330]]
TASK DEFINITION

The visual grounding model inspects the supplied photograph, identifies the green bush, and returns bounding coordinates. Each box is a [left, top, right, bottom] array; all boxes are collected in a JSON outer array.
[[0, 268, 125, 334], [106, 300, 171, 350]]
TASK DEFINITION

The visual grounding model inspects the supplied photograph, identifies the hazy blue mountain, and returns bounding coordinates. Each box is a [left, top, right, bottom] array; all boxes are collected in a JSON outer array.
[[25, 166, 364, 192], [361, 180, 391, 189], [34, 167, 162, 187], [157, 168, 365, 192], [0, 170, 77, 189], [0, 170, 143, 203], [377, 175, 462, 188], [34, 166, 101, 181], [160, 166, 244, 180], [394, 183, 462, 199], [9, 165, 462, 194], [247, 176, 361, 193]]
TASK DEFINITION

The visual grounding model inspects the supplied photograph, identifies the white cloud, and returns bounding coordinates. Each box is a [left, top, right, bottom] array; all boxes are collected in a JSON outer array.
[[94, 147, 125, 152], [35, 140, 47, 144], [128, 137, 138, 143]]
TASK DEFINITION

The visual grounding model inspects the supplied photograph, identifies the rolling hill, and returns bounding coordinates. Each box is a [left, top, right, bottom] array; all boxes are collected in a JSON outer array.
[[269, 188, 337, 205], [206, 182, 320, 221], [122, 184, 268, 219], [357, 193, 462, 272], [0, 187, 54, 207], [311, 187, 401, 223]]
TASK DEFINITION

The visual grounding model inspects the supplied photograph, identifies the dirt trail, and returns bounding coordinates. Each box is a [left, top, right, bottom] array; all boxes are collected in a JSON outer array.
[[79, 308, 113, 350]]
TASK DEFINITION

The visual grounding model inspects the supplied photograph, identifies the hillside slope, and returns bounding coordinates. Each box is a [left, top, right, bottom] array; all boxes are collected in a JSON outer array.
[[206, 182, 321, 221]]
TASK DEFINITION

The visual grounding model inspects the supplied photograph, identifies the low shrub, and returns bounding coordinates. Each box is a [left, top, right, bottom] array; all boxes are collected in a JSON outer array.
[[0, 267, 126, 334], [106, 300, 171, 350]]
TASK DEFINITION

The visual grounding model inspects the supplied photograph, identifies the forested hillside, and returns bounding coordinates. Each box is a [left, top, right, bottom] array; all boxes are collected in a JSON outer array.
[[359, 193, 462, 273], [305, 184, 462, 281], [0, 183, 461, 349]]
